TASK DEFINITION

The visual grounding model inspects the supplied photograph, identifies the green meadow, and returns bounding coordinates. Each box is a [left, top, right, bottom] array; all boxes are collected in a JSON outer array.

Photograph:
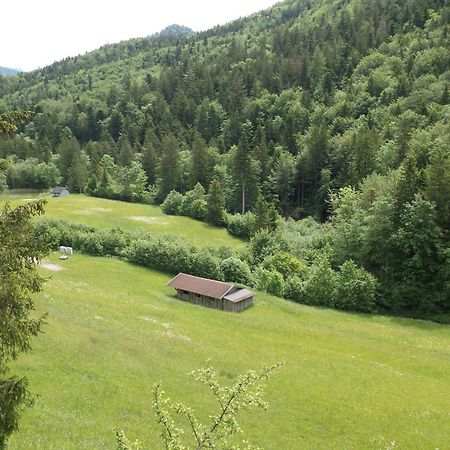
[[7, 253, 450, 450], [0, 192, 243, 249], [3, 194, 450, 449]]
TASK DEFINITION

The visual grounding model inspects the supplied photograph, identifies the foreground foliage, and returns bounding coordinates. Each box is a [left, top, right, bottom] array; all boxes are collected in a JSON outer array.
[[116, 363, 283, 450], [0, 201, 48, 447]]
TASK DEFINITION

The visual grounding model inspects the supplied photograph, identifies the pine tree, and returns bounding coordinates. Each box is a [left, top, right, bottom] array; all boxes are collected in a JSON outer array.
[[229, 122, 259, 213], [424, 144, 450, 235], [207, 179, 225, 226], [117, 135, 134, 167], [253, 195, 279, 233], [68, 148, 88, 193], [349, 125, 379, 185], [394, 154, 423, 224], [190, 134, 210, 189], [0, 201, 49, 447], [157, 134, 181, 201], [270, 150, 295, 215]]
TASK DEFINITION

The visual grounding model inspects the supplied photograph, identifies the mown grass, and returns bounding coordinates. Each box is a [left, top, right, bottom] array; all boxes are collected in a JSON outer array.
[[0, 192, 243, 248], [8, 253, 450, 450]]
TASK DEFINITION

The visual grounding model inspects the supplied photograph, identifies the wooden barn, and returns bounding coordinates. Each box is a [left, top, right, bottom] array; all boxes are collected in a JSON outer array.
[[167, 273, 254, 313]]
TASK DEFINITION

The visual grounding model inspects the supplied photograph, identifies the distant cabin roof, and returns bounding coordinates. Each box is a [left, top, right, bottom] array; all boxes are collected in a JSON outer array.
[[167, 273, 254, 302], [51, 186, 69, 194]]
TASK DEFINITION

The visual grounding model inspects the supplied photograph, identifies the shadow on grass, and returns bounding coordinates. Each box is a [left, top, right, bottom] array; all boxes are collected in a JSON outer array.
[[387, 315, 450, 330]]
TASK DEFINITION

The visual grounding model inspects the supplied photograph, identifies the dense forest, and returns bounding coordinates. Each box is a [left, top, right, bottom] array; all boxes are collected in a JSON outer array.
[[0, 0, 449, 319]]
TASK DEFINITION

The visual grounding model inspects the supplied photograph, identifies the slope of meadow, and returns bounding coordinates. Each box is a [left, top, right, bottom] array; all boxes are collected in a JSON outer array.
[[7, 251, 450, 450], [0, 192, 243, 248]]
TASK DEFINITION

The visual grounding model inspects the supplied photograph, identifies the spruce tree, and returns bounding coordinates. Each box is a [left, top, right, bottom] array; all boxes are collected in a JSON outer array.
[[0, 201, 49, 447], [190, 134, 210, 189], [68, 148, 88, 194], [157, 134, 181, 201], [425, 144, 450, 235], [207, 179, 225, 226]]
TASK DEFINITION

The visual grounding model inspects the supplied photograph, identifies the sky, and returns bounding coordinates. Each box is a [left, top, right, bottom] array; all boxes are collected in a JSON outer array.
[[1, 0, 281, 72]]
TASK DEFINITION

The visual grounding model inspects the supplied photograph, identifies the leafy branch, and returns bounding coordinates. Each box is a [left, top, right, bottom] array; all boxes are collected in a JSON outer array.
[[115, 362, 284, 450]]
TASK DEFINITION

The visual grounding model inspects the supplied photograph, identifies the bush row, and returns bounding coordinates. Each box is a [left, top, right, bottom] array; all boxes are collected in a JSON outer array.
[[35, 219, 378, 313], [161, 185, 207, 221]]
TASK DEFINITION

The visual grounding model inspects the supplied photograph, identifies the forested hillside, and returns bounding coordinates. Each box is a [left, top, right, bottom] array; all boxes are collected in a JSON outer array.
[[0, 0, 449, 318]]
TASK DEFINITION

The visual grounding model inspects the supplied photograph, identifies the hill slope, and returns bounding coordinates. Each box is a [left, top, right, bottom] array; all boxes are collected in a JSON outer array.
[[8, 252, 450, 449], [0, 192, 243, 248]]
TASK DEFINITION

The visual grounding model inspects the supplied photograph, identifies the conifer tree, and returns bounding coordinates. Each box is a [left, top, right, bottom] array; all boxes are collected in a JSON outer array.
[[207, 179, 225, 226], [190, 134, 210, 189], [424, 144, 450, 235], [68, 148, 88, 193], [0, 201, 49, 447], [394, 154, 423, 223], [157, 134, 181, 201], [117, 135, 134, 167]]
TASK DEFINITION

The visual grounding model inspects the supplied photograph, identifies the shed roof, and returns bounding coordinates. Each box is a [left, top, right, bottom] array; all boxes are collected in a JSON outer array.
[[223, 288, 254, 303], [167, 273, 255, 303], [51, 186, 69, 194], [168, 273, 233, 300]]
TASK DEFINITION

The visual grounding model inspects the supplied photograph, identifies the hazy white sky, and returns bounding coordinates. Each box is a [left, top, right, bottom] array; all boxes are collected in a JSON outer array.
[[1, 0, 280, 72]]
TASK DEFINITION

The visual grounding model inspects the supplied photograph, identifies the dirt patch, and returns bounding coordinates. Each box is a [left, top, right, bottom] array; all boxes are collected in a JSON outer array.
[[129, 216, 168, 225], [40, 262, 65, 271]]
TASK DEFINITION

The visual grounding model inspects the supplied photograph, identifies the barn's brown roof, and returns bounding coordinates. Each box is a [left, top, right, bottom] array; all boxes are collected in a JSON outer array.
[[167, 273, 255, 303], [167, 273, 233, 300]]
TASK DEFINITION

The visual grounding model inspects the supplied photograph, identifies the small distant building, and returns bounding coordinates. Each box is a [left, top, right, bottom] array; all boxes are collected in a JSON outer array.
[[167, 273, 254, 313], [51, 186, 70, 197]]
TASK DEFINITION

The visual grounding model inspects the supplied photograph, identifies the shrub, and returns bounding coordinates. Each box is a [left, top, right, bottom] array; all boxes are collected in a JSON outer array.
[[180, 183, 206, 217], [35, 220, 62, 249], [34, 219, 94, 249], [284, 276, 303, 303], [264, 251, 307, 280], [161, 190, 184, 215], [300, 259, 336, 306], [332, 260, 377, 312], [219, 257, 253, 286], [254, 267, 284, 297], [225, 212, 256, 239], [248, 230, 289, 265], [190, 252, 221, 280], [97, 228, 129, 256], [190, 199, 207, 221], [76, 232, 104, 256]]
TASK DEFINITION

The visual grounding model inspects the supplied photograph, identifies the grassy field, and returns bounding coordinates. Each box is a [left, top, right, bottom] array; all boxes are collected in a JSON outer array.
[[0, 191, 243, 248], [7, 252, 450, 450]]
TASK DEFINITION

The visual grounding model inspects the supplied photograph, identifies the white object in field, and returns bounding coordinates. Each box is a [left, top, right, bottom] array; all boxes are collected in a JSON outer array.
[[59, 255, 69, 260], [59, 246, 73, 255]]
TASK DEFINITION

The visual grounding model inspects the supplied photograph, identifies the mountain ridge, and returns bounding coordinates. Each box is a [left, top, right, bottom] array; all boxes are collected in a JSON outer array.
[[0, 66, 20, 76]]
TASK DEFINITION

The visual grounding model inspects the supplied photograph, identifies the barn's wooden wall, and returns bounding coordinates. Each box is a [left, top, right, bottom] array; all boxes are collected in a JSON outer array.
[[175, 290, 253, 313]]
